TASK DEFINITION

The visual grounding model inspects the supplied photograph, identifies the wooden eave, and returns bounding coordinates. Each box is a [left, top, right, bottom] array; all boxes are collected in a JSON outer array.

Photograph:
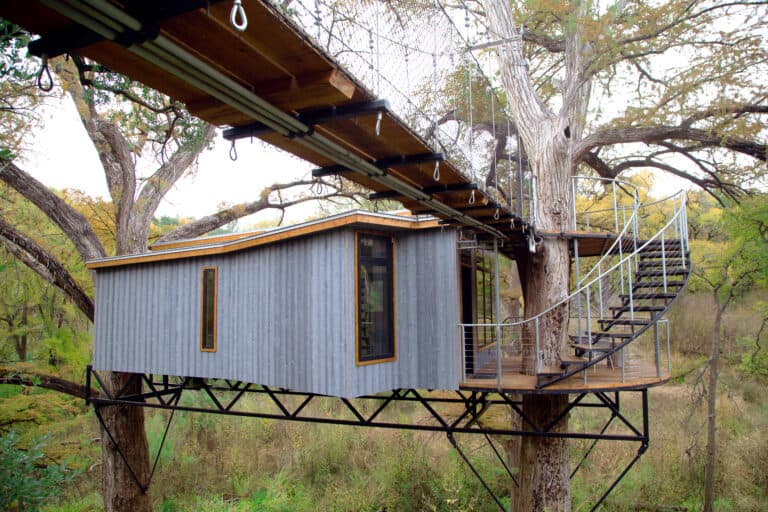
[[86, 211, 442, 269]]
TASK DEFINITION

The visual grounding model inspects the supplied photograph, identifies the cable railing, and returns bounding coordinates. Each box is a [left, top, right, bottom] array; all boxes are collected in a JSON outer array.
[[460, 188, 689, 390]]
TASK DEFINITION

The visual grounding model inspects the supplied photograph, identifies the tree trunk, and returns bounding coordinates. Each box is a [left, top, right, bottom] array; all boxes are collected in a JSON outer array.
[[99, 372, 152, 512], [703, 298, 724, 512]]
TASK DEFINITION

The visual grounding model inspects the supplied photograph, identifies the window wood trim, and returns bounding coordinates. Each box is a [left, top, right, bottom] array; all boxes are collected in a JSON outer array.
[[200, 266, 218, 353], [355, 232, 396, 366]]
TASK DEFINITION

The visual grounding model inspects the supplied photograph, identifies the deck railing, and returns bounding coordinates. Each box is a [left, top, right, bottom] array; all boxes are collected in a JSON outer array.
[[460, 189, 689, 389]]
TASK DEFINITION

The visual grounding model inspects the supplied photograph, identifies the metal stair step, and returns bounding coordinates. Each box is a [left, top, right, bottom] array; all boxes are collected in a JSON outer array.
[[560, 354, 588, 369], [637, 261, 686, 269], [610, 305, 665, 313], [599, 318, 650, 327], [570, 331, 634, 341], [638, 239, 682, 248], [571, 342, 615, 353], [620, 292, 677, 300], [636, 268, 689, 278], [537, 365, 566, 376], [633, 281, 685, 289], [638, 251, 683, 259]]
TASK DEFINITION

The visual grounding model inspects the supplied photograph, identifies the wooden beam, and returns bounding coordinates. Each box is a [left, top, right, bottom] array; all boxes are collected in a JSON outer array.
[[187, 69, 357, 125]]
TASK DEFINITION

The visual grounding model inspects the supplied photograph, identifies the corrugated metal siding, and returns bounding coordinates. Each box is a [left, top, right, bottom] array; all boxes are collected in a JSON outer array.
[[93, 228, 460, 397]]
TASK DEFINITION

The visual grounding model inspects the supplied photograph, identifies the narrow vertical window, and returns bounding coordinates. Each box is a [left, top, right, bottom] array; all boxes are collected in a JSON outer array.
[[356, 233, 395, 364], [201, 267, 217, 352]]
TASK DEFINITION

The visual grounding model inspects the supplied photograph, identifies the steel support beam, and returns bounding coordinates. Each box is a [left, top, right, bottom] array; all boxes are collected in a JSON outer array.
[[312, 151, 444, 178], [224, 99, 392, 141]]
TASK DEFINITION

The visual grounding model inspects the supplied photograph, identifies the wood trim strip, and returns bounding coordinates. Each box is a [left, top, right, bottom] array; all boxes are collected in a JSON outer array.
[[87, 214, 440, 269]]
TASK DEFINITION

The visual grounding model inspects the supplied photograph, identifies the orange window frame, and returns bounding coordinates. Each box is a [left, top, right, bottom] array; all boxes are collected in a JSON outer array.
[[200, 266, 218, 352]]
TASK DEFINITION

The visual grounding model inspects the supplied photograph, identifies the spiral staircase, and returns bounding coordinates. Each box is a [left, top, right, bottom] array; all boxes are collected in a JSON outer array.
[[460, 180, 691, 391], [539, 235, 690, 388], [537, 185, 691, 389]]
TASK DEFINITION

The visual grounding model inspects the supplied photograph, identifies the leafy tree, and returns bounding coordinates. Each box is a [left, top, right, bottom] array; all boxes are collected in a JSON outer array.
[[687, 195, 767, 512]]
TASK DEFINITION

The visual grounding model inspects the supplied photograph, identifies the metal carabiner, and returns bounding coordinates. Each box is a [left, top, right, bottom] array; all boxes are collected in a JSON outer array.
[[433, 161, 440, 182], [230, 0, 248, 32]]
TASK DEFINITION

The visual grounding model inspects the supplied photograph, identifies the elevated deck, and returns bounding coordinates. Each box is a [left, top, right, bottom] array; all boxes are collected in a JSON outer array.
[[461, 357, 670, 394]]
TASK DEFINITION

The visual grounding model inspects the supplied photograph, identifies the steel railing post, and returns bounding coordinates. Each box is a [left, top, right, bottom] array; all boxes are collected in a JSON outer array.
[[493, 239, 503, 390], [534, 317, 541, 375], [654, 322, 661, 379]]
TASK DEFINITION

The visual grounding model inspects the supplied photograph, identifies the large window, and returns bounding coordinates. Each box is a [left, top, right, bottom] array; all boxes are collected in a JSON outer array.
[[201, 267, 218, 352], [356, 233, 395, 364]]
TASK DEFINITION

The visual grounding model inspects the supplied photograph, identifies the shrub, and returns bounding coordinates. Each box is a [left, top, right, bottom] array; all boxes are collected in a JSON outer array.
[[0, 431, 75, 511]]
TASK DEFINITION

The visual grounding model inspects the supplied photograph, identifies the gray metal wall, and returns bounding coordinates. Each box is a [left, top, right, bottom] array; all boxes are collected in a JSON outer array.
[[92, 228, 460, 397]]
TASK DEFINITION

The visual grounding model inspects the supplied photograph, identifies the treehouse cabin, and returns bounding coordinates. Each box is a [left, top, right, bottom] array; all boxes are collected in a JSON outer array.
[[87, 192, 690, 398], [87, 211, 466, 397]]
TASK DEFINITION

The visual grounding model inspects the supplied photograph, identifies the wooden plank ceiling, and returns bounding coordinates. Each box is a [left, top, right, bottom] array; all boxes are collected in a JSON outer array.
[[0, 0, 607, 257]]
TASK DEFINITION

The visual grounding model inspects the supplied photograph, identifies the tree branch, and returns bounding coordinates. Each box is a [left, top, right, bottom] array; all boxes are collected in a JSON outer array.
[[134, 124, 216, 230], [0, 160, 106, 261], [575, 125, 767, 163], [0, 364, 92, 399], [157, 179, 363, 243], [0, 217, 94, 321]]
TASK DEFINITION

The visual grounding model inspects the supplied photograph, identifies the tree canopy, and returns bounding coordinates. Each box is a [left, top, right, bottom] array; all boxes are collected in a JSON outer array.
[[471, 0, 767, 201]]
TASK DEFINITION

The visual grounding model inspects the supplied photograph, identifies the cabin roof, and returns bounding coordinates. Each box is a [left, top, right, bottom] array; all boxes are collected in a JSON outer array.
[[86, 210, 442, 269]]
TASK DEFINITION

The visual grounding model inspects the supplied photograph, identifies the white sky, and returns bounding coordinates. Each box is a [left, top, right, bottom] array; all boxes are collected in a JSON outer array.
[[18, 95, 322, 231]]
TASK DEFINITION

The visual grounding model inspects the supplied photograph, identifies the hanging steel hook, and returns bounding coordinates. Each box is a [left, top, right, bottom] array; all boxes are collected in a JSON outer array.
[[433, 161, 440, 182], [230, 0, 248, 31], [493, 208, 500, 220], [229, 140, 238, 161], [469, 189, 476, 205], [374, 111, 383, 137], [528, 227, 537, 254], [36, 56, 53, 92]]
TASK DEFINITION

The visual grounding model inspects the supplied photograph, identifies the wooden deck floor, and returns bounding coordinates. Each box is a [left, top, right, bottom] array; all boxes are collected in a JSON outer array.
[[460, 357, 670, 394]]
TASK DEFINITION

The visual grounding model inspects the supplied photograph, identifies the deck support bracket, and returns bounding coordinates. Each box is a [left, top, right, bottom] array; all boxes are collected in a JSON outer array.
[[312, 151, 445, 178]]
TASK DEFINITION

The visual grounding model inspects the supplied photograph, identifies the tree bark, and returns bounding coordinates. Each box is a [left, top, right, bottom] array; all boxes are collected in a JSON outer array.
[[0, 364, 92, 398], [703, 296, 724, 512], [99, 372, 152, 512]]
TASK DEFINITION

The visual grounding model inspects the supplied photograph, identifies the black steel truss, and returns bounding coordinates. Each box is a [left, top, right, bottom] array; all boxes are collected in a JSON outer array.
[[86, 367, 650, 510]]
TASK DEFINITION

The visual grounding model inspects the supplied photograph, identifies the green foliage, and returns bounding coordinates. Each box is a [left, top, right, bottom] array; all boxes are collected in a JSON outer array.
[[0, 431, 75, 511], [739, 348, 768, 378]]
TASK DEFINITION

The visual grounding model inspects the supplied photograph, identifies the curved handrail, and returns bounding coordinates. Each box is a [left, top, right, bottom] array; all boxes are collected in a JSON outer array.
[[506, 190, 687, 328]]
